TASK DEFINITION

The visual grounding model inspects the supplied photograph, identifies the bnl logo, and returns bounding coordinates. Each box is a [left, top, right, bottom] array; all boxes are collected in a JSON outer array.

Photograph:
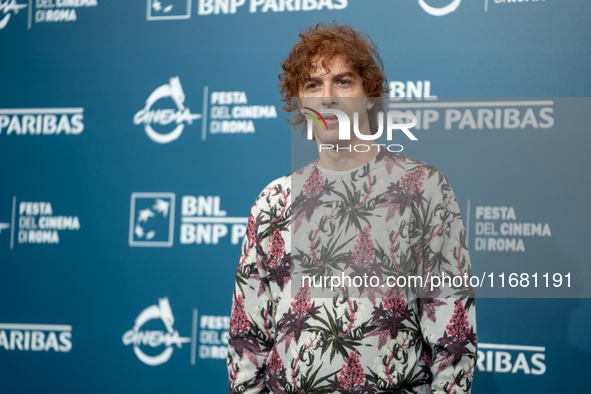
[[147, 0, 191, 20], [129, 193, 175, 247]]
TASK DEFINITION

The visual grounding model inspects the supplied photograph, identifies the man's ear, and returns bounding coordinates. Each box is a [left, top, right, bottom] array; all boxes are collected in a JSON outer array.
[[367, 97, 376, 111]]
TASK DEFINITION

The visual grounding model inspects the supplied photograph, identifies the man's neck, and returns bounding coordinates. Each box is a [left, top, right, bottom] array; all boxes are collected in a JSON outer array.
[[315, 118, 381, 171]]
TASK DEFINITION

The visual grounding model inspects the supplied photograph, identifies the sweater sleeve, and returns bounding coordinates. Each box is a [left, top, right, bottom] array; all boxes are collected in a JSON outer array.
[[417, 173, 477, 394], [227, 188, 280, 394]]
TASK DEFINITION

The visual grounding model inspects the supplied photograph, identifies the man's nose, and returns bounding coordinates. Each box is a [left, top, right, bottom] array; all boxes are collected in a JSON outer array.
[[321, 86, 338, 107], [322, 97, 336, 107]]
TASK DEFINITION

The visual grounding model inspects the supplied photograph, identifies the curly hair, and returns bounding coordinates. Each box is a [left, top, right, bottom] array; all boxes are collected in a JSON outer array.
[[279, 22, 390, 134]]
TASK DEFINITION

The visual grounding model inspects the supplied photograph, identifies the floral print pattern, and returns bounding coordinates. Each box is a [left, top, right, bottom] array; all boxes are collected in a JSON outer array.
[[228, 150, 477, 394]]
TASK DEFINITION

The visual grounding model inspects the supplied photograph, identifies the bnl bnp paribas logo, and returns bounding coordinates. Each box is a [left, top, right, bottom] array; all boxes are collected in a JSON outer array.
[[129, 193, 247, 247], [146, 0, 191, 20], [133, 76, 277, 144], [146, 0, 348, 19], [0, 0, 97, 30], [0, 107, 84, 136], [0, 322, 72, 353]]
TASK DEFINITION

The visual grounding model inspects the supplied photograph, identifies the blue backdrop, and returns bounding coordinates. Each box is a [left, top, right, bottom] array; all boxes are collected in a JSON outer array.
[[1, 0, 590, 392]]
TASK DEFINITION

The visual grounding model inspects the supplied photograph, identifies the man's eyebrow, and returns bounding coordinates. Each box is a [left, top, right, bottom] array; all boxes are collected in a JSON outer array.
[[305, 76, 323, 84], [304, 72, 358, 84], [332, 72, 357, 80]]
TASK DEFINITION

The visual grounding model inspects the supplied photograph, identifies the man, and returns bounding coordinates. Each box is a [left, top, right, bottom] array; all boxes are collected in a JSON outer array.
[[228, 22, 476, 394]]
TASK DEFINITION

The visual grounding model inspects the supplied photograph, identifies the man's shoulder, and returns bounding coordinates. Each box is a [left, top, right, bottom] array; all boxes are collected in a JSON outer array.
[[250, 173, 292, 214], [256, 160, 316, 195], [258, 174, 291, 198], [378, 150, 454, 198], [378, 150, 446, 178], [250, 160, 317, 213]]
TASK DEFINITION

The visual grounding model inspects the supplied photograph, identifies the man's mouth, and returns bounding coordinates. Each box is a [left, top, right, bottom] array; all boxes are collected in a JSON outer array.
[[323, 114, 339, 125]]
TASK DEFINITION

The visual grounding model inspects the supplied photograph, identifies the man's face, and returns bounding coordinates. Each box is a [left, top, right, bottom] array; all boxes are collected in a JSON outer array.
[[298, 55, 374, 146]]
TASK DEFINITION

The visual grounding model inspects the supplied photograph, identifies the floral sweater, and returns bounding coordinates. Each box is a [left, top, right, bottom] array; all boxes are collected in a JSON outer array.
[[227, 149, 477, 394]]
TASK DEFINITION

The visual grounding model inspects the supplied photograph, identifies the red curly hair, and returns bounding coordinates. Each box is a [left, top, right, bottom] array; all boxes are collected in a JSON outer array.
[[279, 22, 390, 134]]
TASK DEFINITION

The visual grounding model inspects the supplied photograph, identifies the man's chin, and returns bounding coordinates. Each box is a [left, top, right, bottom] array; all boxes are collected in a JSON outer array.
[[316, 141, 359, 151], [313, 132, 341, 146]]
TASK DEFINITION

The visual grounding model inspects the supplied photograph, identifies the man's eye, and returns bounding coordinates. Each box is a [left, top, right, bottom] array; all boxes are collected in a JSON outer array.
[[306, 83, 318, 90], [338, 80, 351, 85]]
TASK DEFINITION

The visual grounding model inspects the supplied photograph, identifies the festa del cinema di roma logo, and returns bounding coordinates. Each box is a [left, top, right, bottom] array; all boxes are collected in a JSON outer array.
[[133, 76, 201, 144], [122, 298, 191, 366], [0, 0, 26, 29], [0, 0, 98, 30], [122, 298, 231, 365], [418, 0, 462, 16]]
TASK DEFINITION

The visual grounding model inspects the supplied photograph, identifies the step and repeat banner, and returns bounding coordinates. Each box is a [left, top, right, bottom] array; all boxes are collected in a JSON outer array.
[[1, 0, 590, 393]]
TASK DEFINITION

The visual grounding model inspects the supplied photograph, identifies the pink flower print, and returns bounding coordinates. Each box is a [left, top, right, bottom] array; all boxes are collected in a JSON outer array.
[[246, 215, 257, 247], [400, 166, 425, 193], [303, 166, 325, 197], [352, 225, 375, 266], [338, 350, 366, 390], [446, 299, 470, 341], [230, 294, 250, 336], [382, 295, 406, 318], [290, 284, 312, 318], [268, 229, 285, 268]]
